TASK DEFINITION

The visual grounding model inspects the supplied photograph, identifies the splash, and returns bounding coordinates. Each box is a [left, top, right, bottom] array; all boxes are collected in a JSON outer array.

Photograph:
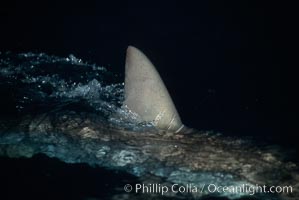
[[0, 52, 154, 130]]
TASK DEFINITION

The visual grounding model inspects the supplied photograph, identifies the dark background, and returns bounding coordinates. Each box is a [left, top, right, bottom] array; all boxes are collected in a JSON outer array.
[[0, 1, 295, 146]]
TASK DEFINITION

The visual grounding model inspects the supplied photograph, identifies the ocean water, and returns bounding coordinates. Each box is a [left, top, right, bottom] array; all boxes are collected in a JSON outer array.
[[0, 52, 118, 120], [0, 52, 155, 130], [0, 52, 149, 199], [0, 52, 294, 200]]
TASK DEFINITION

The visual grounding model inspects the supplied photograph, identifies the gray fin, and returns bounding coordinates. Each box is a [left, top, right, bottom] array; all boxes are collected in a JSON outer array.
[[123, 46, 184, 133]]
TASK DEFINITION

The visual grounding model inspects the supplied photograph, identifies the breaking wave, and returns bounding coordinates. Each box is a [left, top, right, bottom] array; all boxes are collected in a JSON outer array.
[[0, 52, 153, 130]]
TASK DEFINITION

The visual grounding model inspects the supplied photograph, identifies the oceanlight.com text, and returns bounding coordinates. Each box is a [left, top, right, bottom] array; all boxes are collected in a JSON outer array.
[[124, 183, 293, 196]]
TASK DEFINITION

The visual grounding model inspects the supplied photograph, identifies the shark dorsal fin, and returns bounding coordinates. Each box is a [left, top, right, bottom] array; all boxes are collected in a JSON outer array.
[[124, 46, 184, 133]]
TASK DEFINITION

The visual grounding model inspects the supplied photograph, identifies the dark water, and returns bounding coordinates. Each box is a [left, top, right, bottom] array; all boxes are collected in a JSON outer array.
[[0, 154, 139, 200], [0, 52, 295, 200], [0, 52, 122, 117], [0, 52, 155, 130], [0, 155, 263, 200], [0, 52, 151, 199]]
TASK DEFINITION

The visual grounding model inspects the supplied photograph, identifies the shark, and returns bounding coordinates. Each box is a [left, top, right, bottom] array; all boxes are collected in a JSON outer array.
[[0, 46, 298, 200]]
